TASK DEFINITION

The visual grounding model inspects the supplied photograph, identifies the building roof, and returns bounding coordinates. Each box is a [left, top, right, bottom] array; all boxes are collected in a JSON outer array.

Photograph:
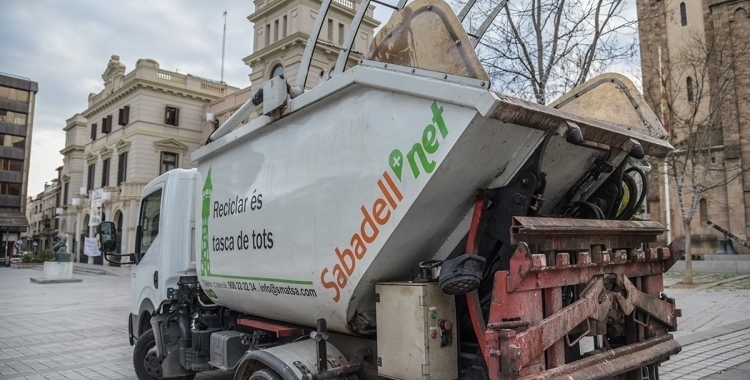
[[0, 210, 29, 231]]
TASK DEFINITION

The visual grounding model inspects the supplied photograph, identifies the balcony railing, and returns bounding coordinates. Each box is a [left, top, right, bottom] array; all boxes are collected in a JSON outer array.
[[157, 71, 188, 85], [334, 0, 354, 8]]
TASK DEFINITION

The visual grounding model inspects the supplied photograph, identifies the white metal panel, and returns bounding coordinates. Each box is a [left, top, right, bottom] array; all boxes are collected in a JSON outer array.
[[375, 282, 457, 380], [196, 87, 477, 332]]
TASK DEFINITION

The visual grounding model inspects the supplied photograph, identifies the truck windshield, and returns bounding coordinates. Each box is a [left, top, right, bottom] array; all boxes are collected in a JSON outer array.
[[139, 189, 162, 254]]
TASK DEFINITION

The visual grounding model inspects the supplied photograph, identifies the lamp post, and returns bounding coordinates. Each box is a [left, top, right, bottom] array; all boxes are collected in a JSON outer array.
[[72, 194, 84, 263]]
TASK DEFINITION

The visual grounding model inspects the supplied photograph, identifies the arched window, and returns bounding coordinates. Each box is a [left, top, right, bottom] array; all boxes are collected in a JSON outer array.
[[686, 76, 694, 102], [270, 64, 284, 79], [680, 3, 687, 26], [700, 198, 708, 223]]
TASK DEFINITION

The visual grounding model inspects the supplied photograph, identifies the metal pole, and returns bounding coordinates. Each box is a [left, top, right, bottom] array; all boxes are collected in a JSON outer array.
[[658, 46, 672, 243], [292, 0, 334, 96], [221, 10, 227, 83], [75, 209, 82, 263]]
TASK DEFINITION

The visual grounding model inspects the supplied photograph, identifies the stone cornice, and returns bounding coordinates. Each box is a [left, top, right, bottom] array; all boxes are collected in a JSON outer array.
[[245, 33, 308, 63], [154, 138, 189, 154], [100, 145, 113, 159], [60, 145, 84, 155], [115, 138, 131, 152], [249, 0, 379, 28], [245, 33, 363, 67], [85, 152, 97, 164], [63, 120, 87, 132], [83, 80, 219, 118], [84, 124, 206, 152]]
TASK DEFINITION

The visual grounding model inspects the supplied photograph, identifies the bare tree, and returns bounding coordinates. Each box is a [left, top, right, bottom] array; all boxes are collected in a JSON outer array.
[[660, 23, 750, 284], [468, 0, 638, 104]]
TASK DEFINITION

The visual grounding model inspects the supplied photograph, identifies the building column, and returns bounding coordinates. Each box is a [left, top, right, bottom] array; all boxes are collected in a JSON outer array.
[[121, 202, 130, 260], [128, 199, 138, 255], [88, 224, 95, 265], [102, 204, 110, 267], [75, 210, 82, 263]]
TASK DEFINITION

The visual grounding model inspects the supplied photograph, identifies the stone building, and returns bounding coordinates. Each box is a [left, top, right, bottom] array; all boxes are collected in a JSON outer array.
[[0, 72, 38, 259], [59, 56, 239, 264], [58, 0, 378, 265], [205, 0, 379, 128], [25, 169, 61, 252], [637, 0, 750, 253]]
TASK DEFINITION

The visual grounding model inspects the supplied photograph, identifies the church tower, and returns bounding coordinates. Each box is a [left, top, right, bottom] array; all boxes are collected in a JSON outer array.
[[243, 0, 380, 94]]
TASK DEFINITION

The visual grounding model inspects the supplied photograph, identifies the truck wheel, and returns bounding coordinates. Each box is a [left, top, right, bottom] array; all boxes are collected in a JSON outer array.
[[249, 368, 283, 380], [133, 329, 196, 380]]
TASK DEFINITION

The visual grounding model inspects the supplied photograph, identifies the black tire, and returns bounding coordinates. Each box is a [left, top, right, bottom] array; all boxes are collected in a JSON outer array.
[[249, 368, 283, 380], [133, 329, 196, 380]]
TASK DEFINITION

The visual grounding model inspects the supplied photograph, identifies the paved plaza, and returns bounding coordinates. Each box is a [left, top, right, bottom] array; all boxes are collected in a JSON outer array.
[[0, 265, 232, 380], [0, 266, 749, 379]]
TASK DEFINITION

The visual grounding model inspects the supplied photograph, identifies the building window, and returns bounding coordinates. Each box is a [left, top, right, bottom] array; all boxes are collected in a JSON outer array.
[[680, 3, 687, 26], [327, 19, 333, 41], [139, 189, 162, 254], [87, 164, 95, 191], [160, 152, 178, 174], [102, 115, 113, 134], [270, 64, 284, 79], [117, 152, 128, 185], [63, 182, 69, 205], [101, 158, 110, 187], [91, 123, 97, 140], [0, 135, 25, 148], [0, 110, 27, 125], [0, 158, 23, 171], [274, 19, 279, 42], [118, 105, 130, 126], [339, 23, 344, 45], [165, 106, 180, 126], [0, 86, 30, 102], [266, 24, 271, 46], [686, 76, 694, 102], [700, 198, 707, 223], [0, 182, 21, 196], [283, 16, 288, 38]]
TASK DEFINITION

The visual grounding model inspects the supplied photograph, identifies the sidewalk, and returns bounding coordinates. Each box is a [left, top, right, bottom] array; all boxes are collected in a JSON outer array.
[[0, 266, 747, 379], [660, 273, 750, 379], [72, 262, 131, 277], [7, 261, 131, 277]]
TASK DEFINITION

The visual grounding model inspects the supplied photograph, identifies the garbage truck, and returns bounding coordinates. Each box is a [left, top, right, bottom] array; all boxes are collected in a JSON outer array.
[[99, 0, 683, 378]]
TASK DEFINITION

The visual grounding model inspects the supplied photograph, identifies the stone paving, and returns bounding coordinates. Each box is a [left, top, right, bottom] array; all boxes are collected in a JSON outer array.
[[1, 265, 750, 379], [660, 272, 750, 379], [0, 265, 232, 380]]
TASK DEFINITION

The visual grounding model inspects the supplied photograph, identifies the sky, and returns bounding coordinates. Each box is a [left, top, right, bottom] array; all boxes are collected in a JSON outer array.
[[0, 0, 396, 198], [0, 0, 639, 198], [0, 0, 262, 196]]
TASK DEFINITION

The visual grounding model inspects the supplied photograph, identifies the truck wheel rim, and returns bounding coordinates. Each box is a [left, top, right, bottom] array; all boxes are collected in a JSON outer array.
[[143, 350, 163, 378]]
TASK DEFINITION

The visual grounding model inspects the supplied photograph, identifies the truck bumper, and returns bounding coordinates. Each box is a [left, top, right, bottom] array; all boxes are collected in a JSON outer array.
[[524, 335, 680, 380]]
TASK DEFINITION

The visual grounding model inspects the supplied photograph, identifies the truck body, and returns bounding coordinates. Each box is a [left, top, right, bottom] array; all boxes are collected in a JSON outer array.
[[107, 1, 684, 379]]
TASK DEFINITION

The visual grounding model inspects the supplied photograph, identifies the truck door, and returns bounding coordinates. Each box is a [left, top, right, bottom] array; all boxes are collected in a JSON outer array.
[[132, 187, 165, 315]]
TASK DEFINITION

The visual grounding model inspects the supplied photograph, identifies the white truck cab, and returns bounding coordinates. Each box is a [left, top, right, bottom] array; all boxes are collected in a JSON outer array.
[[127, 169, 200, 345]]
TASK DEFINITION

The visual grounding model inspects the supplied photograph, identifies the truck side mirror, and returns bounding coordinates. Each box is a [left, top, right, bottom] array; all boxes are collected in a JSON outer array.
[[97, 222, 137, 265], [98, 222, 118, 252]]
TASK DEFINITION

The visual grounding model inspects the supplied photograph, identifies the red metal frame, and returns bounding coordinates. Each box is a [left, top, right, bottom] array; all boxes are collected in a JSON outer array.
[[464, 196, 683, 380], [236, 318, 305, 338]]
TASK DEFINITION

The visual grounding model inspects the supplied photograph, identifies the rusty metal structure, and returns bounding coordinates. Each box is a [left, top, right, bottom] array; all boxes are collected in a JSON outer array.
[[464, 192, 682, 379]]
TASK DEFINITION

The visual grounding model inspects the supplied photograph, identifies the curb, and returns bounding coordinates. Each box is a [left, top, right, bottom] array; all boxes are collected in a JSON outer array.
[[30, 277, 83, 284], [676, 318, 750, 346]]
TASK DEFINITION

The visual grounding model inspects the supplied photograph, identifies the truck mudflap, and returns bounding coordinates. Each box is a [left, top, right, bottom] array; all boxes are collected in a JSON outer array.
[[464, 197, 684, 380]]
